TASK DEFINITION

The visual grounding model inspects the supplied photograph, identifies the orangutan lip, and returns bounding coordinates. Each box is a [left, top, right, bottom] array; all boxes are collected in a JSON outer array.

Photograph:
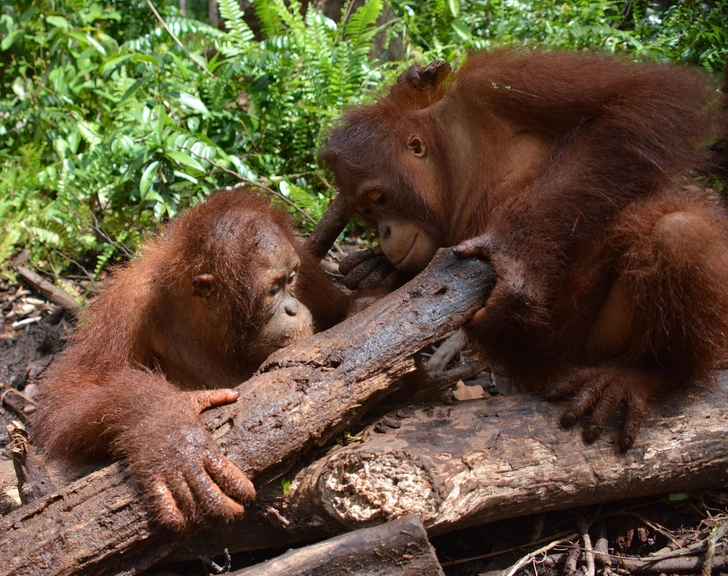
[[392, 233, 418, 268]]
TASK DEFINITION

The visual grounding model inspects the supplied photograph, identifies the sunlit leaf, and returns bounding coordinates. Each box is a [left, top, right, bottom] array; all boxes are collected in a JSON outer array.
[[166, 151, 205, 172], [140, 160, 159, 196], [452, 19, 472, 40], [176, 92, 210, 115], [46, 15, 70, 28], [447, 0, 460, 18]]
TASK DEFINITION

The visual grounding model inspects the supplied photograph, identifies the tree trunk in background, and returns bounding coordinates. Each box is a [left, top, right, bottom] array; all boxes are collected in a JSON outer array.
[[310, 0, 403, 61], [209, 0, 219, 27]]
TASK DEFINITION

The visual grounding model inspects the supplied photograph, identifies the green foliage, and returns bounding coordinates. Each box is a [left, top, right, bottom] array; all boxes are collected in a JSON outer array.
[[0, 0, 725, 286], [391, 0, 727, 67], [216, 0, 386, 226], [630, 0, 728, 74], [0, 0, 386, 283]]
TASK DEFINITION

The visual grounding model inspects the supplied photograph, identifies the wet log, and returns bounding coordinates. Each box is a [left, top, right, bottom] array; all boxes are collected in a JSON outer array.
[[181, 373, 728, 559], [0, 249, 494, 576], [232, 515, 444, 576], [276, 373, 728, 537]]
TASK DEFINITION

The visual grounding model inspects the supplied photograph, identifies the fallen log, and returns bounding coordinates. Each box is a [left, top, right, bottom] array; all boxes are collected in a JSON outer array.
[[232, 515, 444, 576], [280, 373, 728, 536], [184, 373, 728, 557], [0, 249, 494, 576], [15, 266, 79, 310]]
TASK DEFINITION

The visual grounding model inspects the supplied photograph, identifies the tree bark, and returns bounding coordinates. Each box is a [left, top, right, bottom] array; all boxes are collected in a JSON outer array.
[[0, 250, 493, 576], [278, 375, 728, 537], [232, 515, 444, 576], [184, 373, 728, 558], [209, 0, 219, 27]]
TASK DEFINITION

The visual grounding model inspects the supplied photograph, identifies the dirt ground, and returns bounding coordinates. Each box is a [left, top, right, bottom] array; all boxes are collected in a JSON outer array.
[[0, 276, 726, 576]]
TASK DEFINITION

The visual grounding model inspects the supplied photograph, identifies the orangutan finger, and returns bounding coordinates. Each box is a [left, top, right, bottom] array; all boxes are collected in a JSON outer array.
[[150, 479, 187, 532], [560, 376, 611, 428], [339, 249, 378, 275], [206, 454, 256, 505], [357, 262, 394, 290], [342, 256, 389, 289], [583, 381, 626, 443], [188, 388, 239, 414], [453, 236, 492, 259], [185, 460, 245, 522]]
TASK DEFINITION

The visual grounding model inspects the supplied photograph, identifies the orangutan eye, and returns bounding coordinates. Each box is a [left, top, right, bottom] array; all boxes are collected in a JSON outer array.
[[361, 207, 373, 217], [287, 273, 296, 285], [269, 282, 283, 296], [372, 193, 386, 205]]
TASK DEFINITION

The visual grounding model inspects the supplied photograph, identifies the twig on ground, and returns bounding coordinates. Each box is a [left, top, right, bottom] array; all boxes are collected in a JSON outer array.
[[576, 517, 596, 576], [502, 534, 578, 576], [702, 520, 728, 576], [439, 531, 577, 568]]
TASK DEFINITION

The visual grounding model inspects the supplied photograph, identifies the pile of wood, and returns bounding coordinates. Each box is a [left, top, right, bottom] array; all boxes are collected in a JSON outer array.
[[1, 249, 727, 575]]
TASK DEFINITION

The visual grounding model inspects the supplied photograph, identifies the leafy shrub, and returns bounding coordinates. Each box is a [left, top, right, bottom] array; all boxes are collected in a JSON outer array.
[[0, 0, 387, 290]]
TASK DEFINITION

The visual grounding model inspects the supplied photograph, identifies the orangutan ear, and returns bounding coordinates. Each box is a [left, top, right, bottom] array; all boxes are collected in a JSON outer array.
[[192, 273, 215, 298], [407, 135, 427, 158]]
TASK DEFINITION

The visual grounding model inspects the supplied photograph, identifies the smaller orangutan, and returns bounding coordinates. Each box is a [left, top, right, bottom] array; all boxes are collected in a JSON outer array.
[[321, 49, 728, 450], [32, 189, 349, 530]]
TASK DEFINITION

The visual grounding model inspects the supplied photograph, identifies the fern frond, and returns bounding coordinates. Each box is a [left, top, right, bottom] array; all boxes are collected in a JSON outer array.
[[255, 0, 285, 38], [218, 0, 255, 48], [344, 0, 383, 43]]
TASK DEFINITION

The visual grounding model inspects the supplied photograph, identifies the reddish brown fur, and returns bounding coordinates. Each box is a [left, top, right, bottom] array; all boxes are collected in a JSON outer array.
[[322, 49, 728, 449], [32, 189, 349, 528]]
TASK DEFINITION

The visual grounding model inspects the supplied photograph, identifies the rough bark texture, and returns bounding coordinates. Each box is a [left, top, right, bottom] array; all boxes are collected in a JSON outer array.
[[282, 374, 728, 537], [7, 423, 55, 504], [186, 373, 728, 557], [0, 250, 494, 576], [232, 515, 444, 576]]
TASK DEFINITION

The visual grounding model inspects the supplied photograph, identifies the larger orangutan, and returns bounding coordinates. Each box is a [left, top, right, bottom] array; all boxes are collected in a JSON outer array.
[[32, 189, 349, 530], [321, 50, 728, 450]]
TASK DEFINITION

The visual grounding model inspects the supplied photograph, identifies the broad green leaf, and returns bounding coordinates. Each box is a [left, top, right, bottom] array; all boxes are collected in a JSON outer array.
[[668, 493, 690, 502], [154, 104, 167, 141], [68, 131, 81, 154], [131, 54, 160, 65], [46, 15, 70, 28], [169, 52, 191, 82], [452, 19, 472, 40], [140, 160, 159, 196], [1, 29, 24, 51], [19, 6, 37, 25], [187, 116, 200, 132], [176, 93, 209, 115], [173, 170, 198, 184], [118, 79, 144, 106], [166, 151, 205, 172], [99, 53, 133, 75], [447, 0, 460, 18], [66, 31, 106, 55]]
